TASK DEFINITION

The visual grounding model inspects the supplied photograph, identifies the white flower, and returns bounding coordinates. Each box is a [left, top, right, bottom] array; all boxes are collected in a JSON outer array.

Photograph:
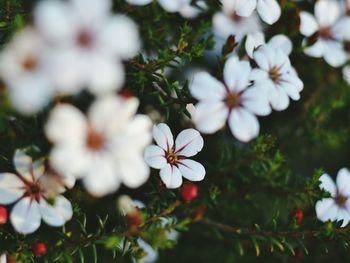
[[315, 168, 350, 227], [343, 65, 350, 85], [0, 28, 54, 114], [299, 0, 350, 67], [0, 254, 6, 263], [45, 95, 152, 197], [126, 0, 207, 19], [144, 123, 205, 189], [0, 150, 73, 234], [34, 0, 140, 95], [251, 43, 303, 111], [245, 32, 293, 58], [189, 56, 271, 142]]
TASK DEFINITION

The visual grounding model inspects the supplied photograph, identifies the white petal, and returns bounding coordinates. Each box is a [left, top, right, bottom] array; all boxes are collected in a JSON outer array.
[[245, 31, 265, 58], [336, 168, 350, 197], [256, 0, 281, 25], [269, 85, 290, 111], [158, 0, 180, 12], [189, 72, 226, 101], [177, 159, 205, 182], [249, 68, 269, 83], [152, 123, 174, 151], [88, 95, 139, 136], [40, 196, 73, 227], [0, 173, 25, 205], [268, 34, 293, 56], [87, 57, 125, 94], [224, 56, 252, 92], [279, 73, 303, 100], [83, 155, 120, 197], [315, 0, 340, 27], [175, 129, 204, 157], [0, 254, 6, 263], [332, 17, 350, 41], [299, 12, 318, 37], [160, 164, 182, 189], [228, 108, 260, 142], [71, 0, 112, 24], [315, 198, 338, 222], [99, 15, 140, 59], [323, 40, 347, 67], [34, 0, 74, 42], [10, 198, 41, 234], [337, 208, 350, 227], [193, 102, 229, 134], [45, 104, 87, 144], [241, 86, 271, 116], [235, 0, 257, 17], [253, 45, 275, 71], [343, 66, 350, 85], [13, 149, 33, 181], [119, 153, 150, 188], [144, 145, 167, 169], [319, 173, 337, 197], [126, 0, 152, 5], [304, 40, 324, 58], [137, 239, 159, 263]]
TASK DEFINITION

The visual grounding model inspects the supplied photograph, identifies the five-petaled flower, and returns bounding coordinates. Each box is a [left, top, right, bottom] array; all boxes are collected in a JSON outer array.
[[299, 0, 350, 67], [45, 95, 152, 197], [0, 150, 73, 234], [144, 123, 205, 189], [316, 168, 350, 227], [189, 56, 271, 142]]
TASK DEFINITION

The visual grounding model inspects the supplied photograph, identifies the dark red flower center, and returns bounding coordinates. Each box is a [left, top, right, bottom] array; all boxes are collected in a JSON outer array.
[[86, 128, 106, 151], [77, 30, 93, 48], [269, 67, 281, 83], [22, 56, 37, 71], [224, 92, 241, 109], [335, 194, 347, 207]]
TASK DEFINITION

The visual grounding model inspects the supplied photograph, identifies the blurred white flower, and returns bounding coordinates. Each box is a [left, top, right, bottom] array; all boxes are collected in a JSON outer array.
[[343, 65, 350, 85], [144, 123, 205, 188], [299, 0, 350, 67], [126, 0, 207, 19], [45, 95, 152, 197], [0, 28, 54, 114], [316, 168, 350, 227], [251, 43, 303, 111], [213, 4, 261, 42], [245, 32, 293, 58], [0, 150, 73, 234], [34, 0, 140, 95], [0, 254, 6, 263], [189, 56, 271, 142]]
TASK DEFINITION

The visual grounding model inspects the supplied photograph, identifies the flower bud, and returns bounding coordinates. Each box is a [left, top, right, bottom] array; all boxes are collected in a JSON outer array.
[[180, 183, 199, 202], [31, 242, 47, 257], [0, 206, 8, 225]]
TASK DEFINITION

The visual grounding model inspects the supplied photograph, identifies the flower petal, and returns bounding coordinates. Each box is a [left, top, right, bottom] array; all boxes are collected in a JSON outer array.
[[269, 85, 290, 111], [189, 72, 226, 101], [256, 0, 281, 25], [268, 34, 293, 56], [336, 168, 350, 197], [323, 40, 347, 67], [241, 86, 271, 116], [10, 198, 41, 234], [0, 173, 25, 205], [193, 102, 229, 134], [45, 104, 87, 144], [13, 149, 33, 182], [158, 0, 180, 12], [152, 123, 174, 151], [160, 164, 182, 189], [126, 0, 152, 5], [319, 173, 336, 197], [228, 108, 260, 142], [177, 159, 206, 182], [304, 39, 324, 58], [234, 0, 257, 17], [245, 31, 265, 58], [224, 56, 252, 92], [315, 0, 340, 27], [119, 152, 150, 188], [144, 145, 167, 169], [175, 129, 204, 157], [253, 45, 275, 71], [299, 12, 318, 37], [315, 198, 338, 222], [40, 195, 73, 227]]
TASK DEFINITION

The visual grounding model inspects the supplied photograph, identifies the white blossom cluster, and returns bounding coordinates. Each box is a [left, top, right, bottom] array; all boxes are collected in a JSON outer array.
[[0, 0, 349, 236]]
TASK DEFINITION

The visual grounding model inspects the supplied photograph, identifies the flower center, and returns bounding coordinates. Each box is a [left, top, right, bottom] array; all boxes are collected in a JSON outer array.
[[77, 30, 93, 48], [166, 151, 178, 165], [269, 67, 281, 83], [318, 27, 332, 40], [22, 56, 37, 71], [224, 92, 241, 109], [23, 181, 43, 201], [335, 194, 347, 207], [86, 128, 106, 151], [230, 12, 242, 22]]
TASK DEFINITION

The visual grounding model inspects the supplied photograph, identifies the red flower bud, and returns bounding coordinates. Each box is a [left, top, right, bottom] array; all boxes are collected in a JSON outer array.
[[180, 183, 199, 202], [31, 242, 47, 257], [291, 209, 304, 225], [0, 206, 8, 225]]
